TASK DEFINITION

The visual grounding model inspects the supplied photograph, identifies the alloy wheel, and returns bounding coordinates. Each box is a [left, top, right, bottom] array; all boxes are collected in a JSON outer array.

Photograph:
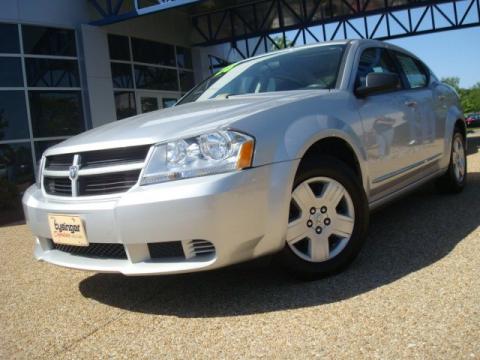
[[452, 136, 466, 182], [287, 177, 355, 263]]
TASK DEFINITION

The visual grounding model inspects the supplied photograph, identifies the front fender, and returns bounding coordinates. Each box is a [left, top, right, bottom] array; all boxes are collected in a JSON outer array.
[[282, 114, 368, 189], [233, 91, 365, 169]]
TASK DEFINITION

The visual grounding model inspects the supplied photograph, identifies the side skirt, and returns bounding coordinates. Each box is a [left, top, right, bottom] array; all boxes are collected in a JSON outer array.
[[368, 168, 445, 211]]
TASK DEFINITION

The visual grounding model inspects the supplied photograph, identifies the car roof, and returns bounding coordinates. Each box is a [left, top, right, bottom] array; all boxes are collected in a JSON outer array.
[[231, 39, 416, 66]]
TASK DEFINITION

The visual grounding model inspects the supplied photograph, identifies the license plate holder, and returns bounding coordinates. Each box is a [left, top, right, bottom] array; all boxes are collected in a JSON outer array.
[[48, 214, 89, 247]]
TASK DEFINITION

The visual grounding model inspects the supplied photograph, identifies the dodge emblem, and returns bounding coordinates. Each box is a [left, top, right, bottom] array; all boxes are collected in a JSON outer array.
[[69, 165, 79, 181]]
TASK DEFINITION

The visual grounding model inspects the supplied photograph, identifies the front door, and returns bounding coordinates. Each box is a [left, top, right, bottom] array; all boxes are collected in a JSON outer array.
[[355, 47, 418, 191]]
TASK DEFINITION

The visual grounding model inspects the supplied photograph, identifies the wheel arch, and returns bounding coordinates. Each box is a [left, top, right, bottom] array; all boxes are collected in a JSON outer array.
[[454, 118, 467, 140], [441, 106, 467, 169], [296, 135, 365, 187]]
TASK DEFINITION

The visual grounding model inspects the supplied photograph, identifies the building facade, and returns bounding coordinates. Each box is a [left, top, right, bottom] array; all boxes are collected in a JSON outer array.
[[0, 0, 211, 224]]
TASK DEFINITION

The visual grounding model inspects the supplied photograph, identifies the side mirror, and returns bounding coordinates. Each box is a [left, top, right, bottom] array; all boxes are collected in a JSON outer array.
[[355, 72, 400, 98]]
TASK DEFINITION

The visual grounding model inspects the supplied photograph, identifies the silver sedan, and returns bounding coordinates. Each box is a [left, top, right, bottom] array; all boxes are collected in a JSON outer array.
[[23, 39, 466, 278]]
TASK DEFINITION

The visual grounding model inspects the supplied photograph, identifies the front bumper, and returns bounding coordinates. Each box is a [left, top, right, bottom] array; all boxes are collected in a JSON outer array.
[[23, 161, 298, 275]]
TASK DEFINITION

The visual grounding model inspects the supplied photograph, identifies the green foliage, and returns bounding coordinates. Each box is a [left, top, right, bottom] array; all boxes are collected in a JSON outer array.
[[460, 88, 480, 114], [441, 77, 460, 92], [271, 36, 293, 51], [441, 77, 480, 114]]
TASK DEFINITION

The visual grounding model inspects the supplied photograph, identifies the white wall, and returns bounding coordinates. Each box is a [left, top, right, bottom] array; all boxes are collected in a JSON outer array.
[[80, 25, 117, 128]]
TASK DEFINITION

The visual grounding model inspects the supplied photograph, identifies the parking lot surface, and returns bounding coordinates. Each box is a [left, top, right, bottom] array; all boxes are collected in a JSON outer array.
[[1, 135, 479, 359]]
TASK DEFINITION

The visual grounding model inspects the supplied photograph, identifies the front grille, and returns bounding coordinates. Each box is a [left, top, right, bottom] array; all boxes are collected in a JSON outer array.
[[45, 154, 74, 171], [81, 146, 150, 169], [44, 177, 72, 196], [148, 242, 185, 259], [43, 145, 151, 197], [51, 242, 127, 259], [78, 170, 141, 196]]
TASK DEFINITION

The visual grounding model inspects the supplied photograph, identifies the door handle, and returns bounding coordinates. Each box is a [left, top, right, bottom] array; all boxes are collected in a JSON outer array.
[[405, 100, 417, 108]]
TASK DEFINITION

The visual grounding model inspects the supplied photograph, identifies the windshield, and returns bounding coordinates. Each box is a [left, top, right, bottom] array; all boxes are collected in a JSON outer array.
[[178, 44, 346, 105]]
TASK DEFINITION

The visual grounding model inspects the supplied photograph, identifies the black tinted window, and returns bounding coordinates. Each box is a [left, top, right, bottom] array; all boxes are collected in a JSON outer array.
[[0, 91, 30, 140], [356, 47, 401, 88], [179, 70, 195, 92], [394, 52, 428, 88], [26, 59, 80, 87], [176, 47, 193, 69], [34, 140, 62, 161], [0, 57, 23, 87], [140, 97, 159, 113], [0, 141, 34, 225], [29, 91, 85, 137], [134, 65, 178, 91], [111, 63, 133, 88], [0, 142, 34, 184], [108, 34, 130, 61], [114, 91, 136, 120], [131, 38, 175, 66], [0, 23, 20, 54], [22, 26, 76, 56]]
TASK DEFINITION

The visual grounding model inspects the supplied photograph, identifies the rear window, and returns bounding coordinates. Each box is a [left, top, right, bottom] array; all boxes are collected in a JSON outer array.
[[394, 52, 429, 89]]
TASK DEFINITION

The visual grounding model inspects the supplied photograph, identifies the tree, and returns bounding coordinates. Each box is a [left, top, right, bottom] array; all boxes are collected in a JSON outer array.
[[460, 88, 480, 114], [271, 36, 293, 51], [441, 76, 460, 92], [441, 77, 480, 114]]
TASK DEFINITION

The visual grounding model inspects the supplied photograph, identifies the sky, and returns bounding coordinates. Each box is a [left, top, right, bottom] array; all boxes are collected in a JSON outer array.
[[387, 27, 480, 89], [216, 3, 480, 88]]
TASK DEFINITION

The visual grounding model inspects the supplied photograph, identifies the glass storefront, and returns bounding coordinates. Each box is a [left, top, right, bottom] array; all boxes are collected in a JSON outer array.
[[0, 25, 196, 225], [0, 23, 86, 225], [108, 34, 195, 119]]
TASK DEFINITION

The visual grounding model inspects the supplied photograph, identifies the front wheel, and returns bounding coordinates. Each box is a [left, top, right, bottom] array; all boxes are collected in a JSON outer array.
[[278, 157, 369, 279]]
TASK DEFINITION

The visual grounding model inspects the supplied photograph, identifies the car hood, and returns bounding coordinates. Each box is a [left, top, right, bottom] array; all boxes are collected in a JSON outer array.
[[46, 90, 331, 156]]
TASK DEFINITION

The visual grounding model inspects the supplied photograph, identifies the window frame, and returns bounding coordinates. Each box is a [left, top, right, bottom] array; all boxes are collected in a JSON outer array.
[[352, 46, 407, 96], [389, 49, 431, 90], [108, 33, 195, 119], [0, 22, 88, 175]]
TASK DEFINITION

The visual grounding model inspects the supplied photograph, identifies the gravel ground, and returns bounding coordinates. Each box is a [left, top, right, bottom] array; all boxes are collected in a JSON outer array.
[[1, 136, 479, 359]]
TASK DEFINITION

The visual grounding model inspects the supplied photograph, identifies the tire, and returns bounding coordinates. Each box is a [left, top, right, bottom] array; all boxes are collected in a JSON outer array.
[[277, 156, 369, 279], [436, 129, 467, 193]]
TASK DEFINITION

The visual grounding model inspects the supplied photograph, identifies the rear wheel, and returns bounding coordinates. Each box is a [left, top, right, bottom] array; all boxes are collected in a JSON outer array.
[[436, 130, 467, 193], [278, 156, 369, 279]]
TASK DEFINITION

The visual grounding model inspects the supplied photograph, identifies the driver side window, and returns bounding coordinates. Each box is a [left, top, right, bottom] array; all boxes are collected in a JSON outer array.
[[356, 47, 401, 90]]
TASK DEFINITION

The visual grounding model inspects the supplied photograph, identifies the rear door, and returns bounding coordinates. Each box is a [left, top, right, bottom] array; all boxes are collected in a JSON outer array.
[[390, 50, 445, 163]]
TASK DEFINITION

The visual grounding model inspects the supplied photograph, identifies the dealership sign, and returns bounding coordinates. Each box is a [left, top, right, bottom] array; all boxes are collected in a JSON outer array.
[[135, 0, 201, 15]]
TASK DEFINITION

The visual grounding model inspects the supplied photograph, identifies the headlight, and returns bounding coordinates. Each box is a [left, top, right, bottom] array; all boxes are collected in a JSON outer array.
[[141, 130, 254, 185]]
